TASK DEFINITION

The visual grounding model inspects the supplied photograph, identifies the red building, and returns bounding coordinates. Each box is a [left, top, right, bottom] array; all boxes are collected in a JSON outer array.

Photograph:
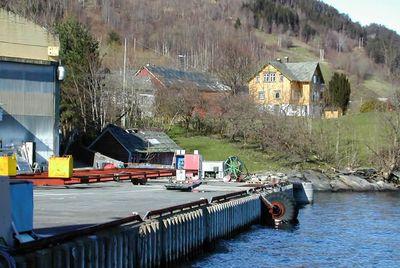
[[135, 65, 231, 116]]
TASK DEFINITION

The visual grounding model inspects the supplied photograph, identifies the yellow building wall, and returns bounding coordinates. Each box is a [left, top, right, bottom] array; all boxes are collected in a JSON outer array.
[[324, 109, 342, 119], [301, 83, 311, 105], [249, 64, 311, 107], [0, 9, 59, 62]]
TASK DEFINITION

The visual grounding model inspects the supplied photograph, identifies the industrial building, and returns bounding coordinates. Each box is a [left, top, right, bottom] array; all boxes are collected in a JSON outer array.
[[0, 9, 63, 166]]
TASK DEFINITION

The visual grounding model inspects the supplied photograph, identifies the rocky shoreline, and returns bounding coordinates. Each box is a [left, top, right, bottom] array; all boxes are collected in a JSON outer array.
[[250, 169, 399, 192]]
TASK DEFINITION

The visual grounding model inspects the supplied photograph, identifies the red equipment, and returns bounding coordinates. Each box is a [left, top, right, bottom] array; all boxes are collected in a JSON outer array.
[[11, 168, 175, 186]]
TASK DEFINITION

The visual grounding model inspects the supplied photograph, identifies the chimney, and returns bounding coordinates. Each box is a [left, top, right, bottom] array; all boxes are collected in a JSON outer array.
[[276, 58, 281, 63], [178, 54, 186, 70], [284, 56, 289, 63]]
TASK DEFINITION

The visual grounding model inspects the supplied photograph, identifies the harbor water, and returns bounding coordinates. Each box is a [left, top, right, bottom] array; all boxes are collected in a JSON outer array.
[[191, 192, 400, 267]]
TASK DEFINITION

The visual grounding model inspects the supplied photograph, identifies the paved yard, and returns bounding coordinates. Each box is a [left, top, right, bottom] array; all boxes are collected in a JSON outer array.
[[33, 180, 251, 235]]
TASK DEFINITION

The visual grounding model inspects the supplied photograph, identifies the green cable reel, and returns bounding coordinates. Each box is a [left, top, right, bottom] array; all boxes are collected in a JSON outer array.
[[223, 156, 248, 181]]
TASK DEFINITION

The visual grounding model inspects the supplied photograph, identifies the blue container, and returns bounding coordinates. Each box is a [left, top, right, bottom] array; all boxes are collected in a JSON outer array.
[[9, 180, 33, 233], [176, 155, 185, 169]]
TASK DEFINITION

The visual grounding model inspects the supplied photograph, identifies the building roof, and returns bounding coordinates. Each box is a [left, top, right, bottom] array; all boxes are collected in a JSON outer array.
[[251, 61, 324, 83], [0, 9, 59, 62], [139, 65, 231, 92], [89, 124, 181, 154], [135, 130, 182, 153]]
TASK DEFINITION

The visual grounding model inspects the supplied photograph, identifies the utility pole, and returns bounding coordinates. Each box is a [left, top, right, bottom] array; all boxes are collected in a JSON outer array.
[[122, 37, 127, 128]]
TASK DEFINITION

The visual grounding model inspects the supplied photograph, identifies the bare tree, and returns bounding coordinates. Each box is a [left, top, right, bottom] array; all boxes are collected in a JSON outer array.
[[368, 90, 400, 180], [155, 85, 202, 131], [213, 38, 255, 95]]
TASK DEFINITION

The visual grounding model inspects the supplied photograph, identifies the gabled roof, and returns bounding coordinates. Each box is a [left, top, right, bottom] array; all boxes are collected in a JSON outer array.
[[138, 65, 231, 92], [89, 124, 181, 154], [251, 61, 324, 83]]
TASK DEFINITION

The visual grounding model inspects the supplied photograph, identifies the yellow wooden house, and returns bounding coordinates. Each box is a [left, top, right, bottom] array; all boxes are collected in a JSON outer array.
[[248, 60, 325, 117]]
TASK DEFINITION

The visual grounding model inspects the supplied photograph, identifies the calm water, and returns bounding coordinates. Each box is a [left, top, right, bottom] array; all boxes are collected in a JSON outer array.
[[191, 192, 400, 267]]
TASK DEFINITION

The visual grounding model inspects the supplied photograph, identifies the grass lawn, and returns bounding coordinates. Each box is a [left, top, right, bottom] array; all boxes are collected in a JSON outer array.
[[168, 127, 293, 172], [168, 112, 389, 172], [314, 112, 388, 165]]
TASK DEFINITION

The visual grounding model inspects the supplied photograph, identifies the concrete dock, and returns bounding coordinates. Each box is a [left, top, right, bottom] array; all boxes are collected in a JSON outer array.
[[11, 180, 293, 267], [33, 180, 255, 234]]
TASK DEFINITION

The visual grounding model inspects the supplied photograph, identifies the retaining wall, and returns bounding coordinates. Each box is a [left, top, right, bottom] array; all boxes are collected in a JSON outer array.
[[11, 191, 269, 268]]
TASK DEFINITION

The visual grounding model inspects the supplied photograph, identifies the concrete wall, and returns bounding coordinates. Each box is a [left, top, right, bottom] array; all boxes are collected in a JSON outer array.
[[0, 60, 60, 164], [12, 194, 263, 267]]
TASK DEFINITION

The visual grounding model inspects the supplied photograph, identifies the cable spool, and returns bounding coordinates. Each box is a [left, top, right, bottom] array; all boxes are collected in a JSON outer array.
[[223, 156, 248, 181], [261, 192, 299, 225]]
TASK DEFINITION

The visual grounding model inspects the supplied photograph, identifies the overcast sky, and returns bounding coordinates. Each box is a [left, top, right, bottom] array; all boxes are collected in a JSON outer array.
[[321, 0, 400, 34]]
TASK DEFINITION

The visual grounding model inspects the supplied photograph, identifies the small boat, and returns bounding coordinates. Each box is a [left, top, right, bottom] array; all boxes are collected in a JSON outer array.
[[165, 180, 202, 191]]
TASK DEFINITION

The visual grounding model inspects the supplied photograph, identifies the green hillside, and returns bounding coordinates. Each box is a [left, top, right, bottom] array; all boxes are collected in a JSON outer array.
[[169, 112, 390, 172]]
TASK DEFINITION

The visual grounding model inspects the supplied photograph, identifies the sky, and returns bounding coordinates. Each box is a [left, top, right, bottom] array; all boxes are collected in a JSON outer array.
[[321, 0, 400, 34]]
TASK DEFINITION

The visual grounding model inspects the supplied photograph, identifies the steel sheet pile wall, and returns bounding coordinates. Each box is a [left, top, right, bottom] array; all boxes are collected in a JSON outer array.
[[138, 207, 205, 267], [207, 195, 260, 241], [14, 225, 141, 267], [13, 193, 263, 268]]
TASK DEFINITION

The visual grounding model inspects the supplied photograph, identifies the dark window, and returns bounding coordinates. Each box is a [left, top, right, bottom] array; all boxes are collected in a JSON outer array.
[[258, 91, 265, 100]]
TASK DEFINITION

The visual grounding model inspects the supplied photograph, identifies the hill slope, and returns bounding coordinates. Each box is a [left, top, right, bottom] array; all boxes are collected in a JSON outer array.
[[1, 0, 399, 109]]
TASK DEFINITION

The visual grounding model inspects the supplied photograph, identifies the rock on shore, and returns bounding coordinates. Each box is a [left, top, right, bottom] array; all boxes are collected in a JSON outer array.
[[251, 170, 398, 192]]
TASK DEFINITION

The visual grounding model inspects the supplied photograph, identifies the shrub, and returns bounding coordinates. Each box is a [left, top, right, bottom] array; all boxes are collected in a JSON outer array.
[[360, 99, 386, 113], [107, 30, 121, 45]]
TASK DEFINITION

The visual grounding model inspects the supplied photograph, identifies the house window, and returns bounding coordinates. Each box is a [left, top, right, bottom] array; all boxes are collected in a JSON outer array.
[[270, 73, 276, 82], [312, 90, 319, 102], [280, 75, 284, 82], [264, 73, 270, 82], [313, 75, 318, 84], [264, 72, 276, 83], [274, 90, 281, 99], [255, 76, 260, 83], [258, 91, 265, 100]]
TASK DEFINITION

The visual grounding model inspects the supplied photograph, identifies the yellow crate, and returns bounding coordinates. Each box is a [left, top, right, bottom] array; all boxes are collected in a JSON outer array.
[[48, 156, 73, 178], [0, 155, 17, 176]]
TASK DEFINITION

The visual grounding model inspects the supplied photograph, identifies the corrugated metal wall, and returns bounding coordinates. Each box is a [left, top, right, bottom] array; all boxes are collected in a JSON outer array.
[[0, 60, 60, 164]]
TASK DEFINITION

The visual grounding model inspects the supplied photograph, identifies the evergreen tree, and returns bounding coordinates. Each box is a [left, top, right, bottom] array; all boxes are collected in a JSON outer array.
[[234, 18, 241, 30], [55, 18, 102, 140], [325, 73, 351, 114]]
